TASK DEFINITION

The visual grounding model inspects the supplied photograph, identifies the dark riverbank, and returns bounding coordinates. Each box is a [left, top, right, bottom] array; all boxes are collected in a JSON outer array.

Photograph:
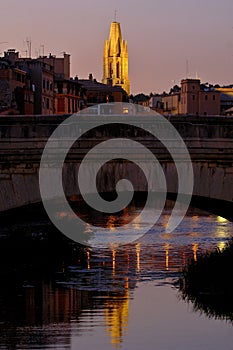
[[180, 238, 233, 322]]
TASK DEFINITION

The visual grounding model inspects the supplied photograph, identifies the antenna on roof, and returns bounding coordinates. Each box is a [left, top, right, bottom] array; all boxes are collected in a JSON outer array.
[[114, 9, 117, 22], [21, 50, 28, 58], [25, 37, 31, 58], [40, 44, 45, 57]]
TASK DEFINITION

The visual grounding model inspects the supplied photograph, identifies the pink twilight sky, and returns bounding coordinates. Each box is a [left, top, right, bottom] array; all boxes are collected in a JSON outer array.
[[1, 0, 233, 95]]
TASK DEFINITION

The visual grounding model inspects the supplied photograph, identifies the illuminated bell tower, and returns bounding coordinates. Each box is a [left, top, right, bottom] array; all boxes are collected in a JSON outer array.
[[102, 21, 130, 95]]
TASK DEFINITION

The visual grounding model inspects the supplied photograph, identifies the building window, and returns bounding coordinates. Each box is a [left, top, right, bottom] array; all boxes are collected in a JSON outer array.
[[192, 95, 195, 101], [46, 98, 50, 109], [57, 83, 63, 94], [213, 95, 216, 101], [57, 97, 65, 113], [192, 86, 195, 90], [205, 95, 208, 100], [43, 79, 45, 89], [46, 80, 49, 90], [116, 62, 120, 79]]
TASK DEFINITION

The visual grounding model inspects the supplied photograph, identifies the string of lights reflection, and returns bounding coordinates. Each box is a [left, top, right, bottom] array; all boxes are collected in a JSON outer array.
[[52, 210, 231, 348], [56, 209, 230, 272]]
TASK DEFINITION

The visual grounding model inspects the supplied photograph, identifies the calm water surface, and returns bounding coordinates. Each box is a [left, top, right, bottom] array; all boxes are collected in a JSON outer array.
[[0, 205, 233, 350]]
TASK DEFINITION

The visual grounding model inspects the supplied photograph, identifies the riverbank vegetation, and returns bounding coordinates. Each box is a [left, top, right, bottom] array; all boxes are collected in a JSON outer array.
[[180, 238, 233, 322]]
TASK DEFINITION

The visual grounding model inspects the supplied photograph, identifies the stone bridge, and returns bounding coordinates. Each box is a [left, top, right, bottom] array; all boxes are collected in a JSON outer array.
[[0, 114, 233, 220]]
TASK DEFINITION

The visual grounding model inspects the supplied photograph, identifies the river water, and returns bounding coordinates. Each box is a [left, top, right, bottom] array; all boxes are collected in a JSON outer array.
[[0, 203, 233, 350]]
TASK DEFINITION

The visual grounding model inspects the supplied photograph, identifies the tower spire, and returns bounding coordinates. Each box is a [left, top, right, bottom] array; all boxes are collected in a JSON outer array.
[[114, 9, 117, 22], [102, 20, 130, 95]]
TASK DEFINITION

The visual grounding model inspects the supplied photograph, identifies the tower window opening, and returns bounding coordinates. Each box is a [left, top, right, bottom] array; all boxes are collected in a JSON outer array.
[[116, 62, 120, 79], [109, 63, 113, 78]]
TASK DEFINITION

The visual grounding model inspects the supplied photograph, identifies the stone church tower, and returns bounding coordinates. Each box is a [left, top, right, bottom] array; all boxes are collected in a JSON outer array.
[[102, 21, 130, 95]]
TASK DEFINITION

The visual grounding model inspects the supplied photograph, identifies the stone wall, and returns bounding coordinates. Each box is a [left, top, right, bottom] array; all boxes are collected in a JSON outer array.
[[0, 115, 233, 213]]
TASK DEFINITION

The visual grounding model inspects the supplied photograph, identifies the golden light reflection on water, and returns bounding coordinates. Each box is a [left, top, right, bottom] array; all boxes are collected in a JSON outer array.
[[112, 249, 116, 276], [2, 202, 233, 350], [214, 221, 229, 239], [105, 248, 130, 348], [162, 214, 170, 228], [107, 216, 117, 231], [215, 217, 229, 239], [218, 241, 226, 252], [217, 216, 228, 223], [133, 215, 141, 230], [104, 291, 129, 348], [87, 251, 91, 270], [215, 230, 229, 238], [135, 243, 141, 272], [160, 233, 173, 240], [164, 243, 170, 271], [192, 243, 198, 262], [192, 215, 200, 222]]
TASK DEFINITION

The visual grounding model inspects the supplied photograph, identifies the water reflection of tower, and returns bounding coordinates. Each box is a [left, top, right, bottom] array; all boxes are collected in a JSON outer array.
[[104, 289, 129, 348], [102, 244, 142, 347]]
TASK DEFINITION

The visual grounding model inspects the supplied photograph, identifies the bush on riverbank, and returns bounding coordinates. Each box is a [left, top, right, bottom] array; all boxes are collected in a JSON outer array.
[[180, 238, 233, 322], [181, 238, 233, 294]]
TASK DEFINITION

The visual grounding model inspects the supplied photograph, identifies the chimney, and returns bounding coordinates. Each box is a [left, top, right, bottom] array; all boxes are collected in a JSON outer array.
[[89, 73, 93, 81]]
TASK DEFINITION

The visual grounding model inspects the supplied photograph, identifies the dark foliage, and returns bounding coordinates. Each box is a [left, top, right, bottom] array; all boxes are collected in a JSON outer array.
[[179, 238, 233, 323]]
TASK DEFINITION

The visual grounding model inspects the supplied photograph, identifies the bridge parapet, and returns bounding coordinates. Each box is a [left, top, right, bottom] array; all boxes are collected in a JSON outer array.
[[0, 115, 233, 215]]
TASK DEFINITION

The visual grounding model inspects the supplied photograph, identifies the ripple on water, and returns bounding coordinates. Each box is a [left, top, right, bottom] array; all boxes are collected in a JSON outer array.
[[0, 207, 233, 350]]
